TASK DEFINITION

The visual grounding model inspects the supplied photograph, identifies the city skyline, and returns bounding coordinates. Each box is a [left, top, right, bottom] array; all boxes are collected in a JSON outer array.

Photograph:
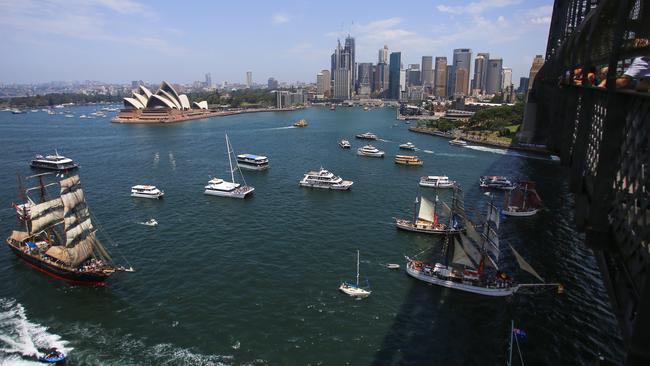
[[0, 0, 553, 85]]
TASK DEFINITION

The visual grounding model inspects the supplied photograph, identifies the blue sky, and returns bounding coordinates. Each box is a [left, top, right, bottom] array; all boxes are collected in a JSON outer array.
[[0, 0, 553, 86]]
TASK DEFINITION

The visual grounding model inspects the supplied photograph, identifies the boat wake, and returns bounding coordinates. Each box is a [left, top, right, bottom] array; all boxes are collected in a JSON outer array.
[[465, 145, 557, 161], [421, 149, 434, 154], [378, 138, 392, 142], [0, 298, 71, 365], [256, 126, 296, 131], [168, 152, 176, 170]]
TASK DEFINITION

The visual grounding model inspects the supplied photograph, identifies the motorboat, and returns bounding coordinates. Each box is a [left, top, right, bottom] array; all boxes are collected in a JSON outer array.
[[339, 139, 351, 149], [30, 152, 79, 171], [204, 134, 255, 199], [355, 132, 378, 140], [37, 348, 65, 363], [363, 106, 369, 111], [449, 138, 467, 146], [237, 154, 269, 171], [131, 185, 164, 199], [419, 175, 456, 188], [394, 155, 423, 166], [293, 119, 307, 127], [299, 167, 353, 190], [386, 263, 400, 270], [480, 176, 516, 190], [357, 145, 385, 157], [141, 218, 158, 227], [399, 142, 416, 150], [339, 250, 371, 298]]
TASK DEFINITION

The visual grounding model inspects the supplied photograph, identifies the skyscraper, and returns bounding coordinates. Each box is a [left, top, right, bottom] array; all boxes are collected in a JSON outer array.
[[452, 48, 472, 97], [389, 52, 401, 100], [528, 55, 544, 91], [317, 70, 331, 97], [485, 58, 503, 94], [375, 45, 390, 96], [378, 45, 389, 65], [518, 77, 529, 93], [501, 68, 513, 90], [421, 56, 433, 91], [246, 71, 252, 88], [333, 40, 352, 100], [268, 77, 278, 90], [357, 62, 373, 97], [407, 64, 421, 87], [445, 65, 454, 97], [434, 57, 447, 97], [204, 73, 212, 88], [472, 52, 489, 93], [344, 35, 356, 95]]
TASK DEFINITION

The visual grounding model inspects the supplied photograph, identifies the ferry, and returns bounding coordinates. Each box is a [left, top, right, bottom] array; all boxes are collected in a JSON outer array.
[[237, 154, 269, 171], [355, 132, 378, 140], [131, 185, 165, 199], [293, 119, 307, 127], [419, 176, 456, 188], [480, 176, 516, 190], [357, 145, 385, 157], [30, 153, 79, 171], [339, 139, 351, 149], [399, 142, 416, 150], [449, 138, 467, 146], [299, 167, 353, 190], [204, 178, 255, 198], [394, 155, 423, 166]]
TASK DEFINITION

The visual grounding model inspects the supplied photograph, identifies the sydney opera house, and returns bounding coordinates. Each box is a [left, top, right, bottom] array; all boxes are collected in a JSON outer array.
[[112, 81, 215, 123]]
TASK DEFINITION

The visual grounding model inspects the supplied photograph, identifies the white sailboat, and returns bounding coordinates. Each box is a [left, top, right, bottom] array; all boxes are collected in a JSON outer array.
[[204, 134, 255, 199], [339, 250, 371, 298]]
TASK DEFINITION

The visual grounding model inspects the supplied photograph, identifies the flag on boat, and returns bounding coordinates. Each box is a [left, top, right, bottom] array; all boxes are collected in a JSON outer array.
[[513, 328, 527, 337]]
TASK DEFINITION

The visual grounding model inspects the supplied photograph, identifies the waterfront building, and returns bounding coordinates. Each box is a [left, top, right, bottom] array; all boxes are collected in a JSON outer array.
[[434, 56, 447, 97], [485, 58, 503, 94], [421, 56, 433, 93], [389, 52, 401, 100], [400, 69, 407, 100], [246, 71, 252, 88], [268, 77, 278, 90], [357, 62, 373, 97], [452, 48, 472, 97], [472, 53, 489, 94], [528, 55, 544, 91], [408, 86, 424, 101]]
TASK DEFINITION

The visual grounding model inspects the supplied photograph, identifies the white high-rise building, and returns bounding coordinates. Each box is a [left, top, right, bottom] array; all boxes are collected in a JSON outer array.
[[501, 68, 513, 91], [246, 71, 252, 88], [378, 45, 389, 64]]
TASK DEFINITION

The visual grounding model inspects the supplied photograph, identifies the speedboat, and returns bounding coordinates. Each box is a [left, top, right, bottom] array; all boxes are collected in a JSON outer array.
[[37, 348, 65, 363], [204, 178, 255, 198], [355, 132, 378, 140], [419, 175, 456, 188], [131, 185, 164, 199], [399, 142, 416, 150], [293, 119, 307, 127], [237, 154, 269, 171], [449, 138, 467, 146], [480, 176, 516, 190], [30, 152, 79, 171], [142, 218, 158, 226], [339, 139, 351, 149], [386, 263, 400, 270], [357, 145, 385, 157], [299, 167, 353, 190], [394, 155, 423, 166]]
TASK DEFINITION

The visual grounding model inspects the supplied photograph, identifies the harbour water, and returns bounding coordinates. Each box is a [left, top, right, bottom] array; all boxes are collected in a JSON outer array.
[[0, 106, 624, 365]]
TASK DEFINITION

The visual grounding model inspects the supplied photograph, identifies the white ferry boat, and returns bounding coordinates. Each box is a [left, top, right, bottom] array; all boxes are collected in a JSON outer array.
[[355, 132, 378, 140], [399, 142, 416, 150], [339, 139, 351, 149], [449, 138, 467, 146], [30, 152, 79, 171], [131, 185, 164, 199], [204, 178, 255, 198], [299, 167, 353, 190], [480, 176, 516, 190], [237, 154, 269, 171], [419, 175, 456, 188], [357, 145, 385, 157]]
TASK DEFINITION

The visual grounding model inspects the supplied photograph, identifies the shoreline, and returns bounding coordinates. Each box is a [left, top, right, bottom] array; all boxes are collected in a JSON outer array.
[[408, 126, 552, 155], [111, 107, 303, 124]]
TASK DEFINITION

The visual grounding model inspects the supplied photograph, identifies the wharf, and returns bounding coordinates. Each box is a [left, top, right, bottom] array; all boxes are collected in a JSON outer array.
[[111, 107, 302, 124]]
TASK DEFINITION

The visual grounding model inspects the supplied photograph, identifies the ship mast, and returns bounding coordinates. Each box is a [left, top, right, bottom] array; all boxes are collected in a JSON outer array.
[[225, 134, 235, 183], [356, 250, 360, 287]]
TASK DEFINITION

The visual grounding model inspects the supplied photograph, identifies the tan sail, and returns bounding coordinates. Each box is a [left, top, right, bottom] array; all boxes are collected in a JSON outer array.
[[9, 230, 30, 242], [63, 206, 89, 228], [65, 218, 93, 246], [60, 175, 80, 191], [61, 188, 85, 217], [67, 234, 95, 267], [458, 233, 483, 267], [29, 198, 64, 233], [510, 245, 544, 282], [418, 197, 436, 223], [452, 238, 475, 268], [45, 246, 71, 264]]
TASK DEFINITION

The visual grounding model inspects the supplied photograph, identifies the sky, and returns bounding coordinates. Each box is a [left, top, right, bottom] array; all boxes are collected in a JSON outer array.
[[0, 0, 554, 86]]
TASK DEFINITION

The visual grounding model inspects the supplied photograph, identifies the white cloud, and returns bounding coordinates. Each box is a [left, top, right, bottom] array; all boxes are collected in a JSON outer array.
[[525, 5, 553, 25], [437, 0, 521, 14], [272, 12, 290, 24]]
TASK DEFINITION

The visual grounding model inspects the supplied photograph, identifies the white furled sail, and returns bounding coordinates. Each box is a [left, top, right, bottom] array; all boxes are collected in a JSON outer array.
[[510, 245, 544, 282], [29, 198, 64, 233], [452, 238, 475, 268], [486, 202, 500, 229], [418, 197, 436, 222], [483, 226, 500, 263], [458, 233, 484, 267]]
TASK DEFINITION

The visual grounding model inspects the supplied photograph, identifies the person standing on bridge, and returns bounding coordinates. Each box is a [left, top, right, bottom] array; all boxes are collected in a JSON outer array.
[[599, 56, 650, 91]]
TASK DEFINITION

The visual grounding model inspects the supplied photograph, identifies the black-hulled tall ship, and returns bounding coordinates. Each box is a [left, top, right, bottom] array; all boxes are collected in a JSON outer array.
[[6, 173, 133, 285]]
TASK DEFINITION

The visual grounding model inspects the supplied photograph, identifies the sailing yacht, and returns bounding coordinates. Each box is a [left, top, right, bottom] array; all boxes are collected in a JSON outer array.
[[405, 196, 560, 296], [502, 181, 542, 216], [339, 250, 371, 298], [5, 173, 134, 285], [395, 192, 464, 234], [204, 134, 255, 199]]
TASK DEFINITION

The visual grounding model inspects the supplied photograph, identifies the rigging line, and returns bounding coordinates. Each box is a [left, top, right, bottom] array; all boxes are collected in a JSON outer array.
[[88, 210, 133, 268], [514, 332, 525, 366]]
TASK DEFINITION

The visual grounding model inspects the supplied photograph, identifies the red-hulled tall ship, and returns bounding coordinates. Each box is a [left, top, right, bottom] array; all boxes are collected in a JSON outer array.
[[6, 173, 133, 285]]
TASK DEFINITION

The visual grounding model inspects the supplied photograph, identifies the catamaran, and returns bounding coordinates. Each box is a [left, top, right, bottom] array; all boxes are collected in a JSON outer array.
[[405, 196, 561, 296], [204, 134, 255, 199], [339, 250, 371, 298], [395, 190, 464, 235], [6, 173, 134, 285], [502, 181, 542, 217]]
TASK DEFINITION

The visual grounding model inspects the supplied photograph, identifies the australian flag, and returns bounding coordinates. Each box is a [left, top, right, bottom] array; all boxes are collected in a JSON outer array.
[[513, 328, 527, 338]]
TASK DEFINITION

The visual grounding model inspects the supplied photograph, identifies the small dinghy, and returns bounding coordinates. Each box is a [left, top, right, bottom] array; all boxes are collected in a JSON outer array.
[[38, 348, 65, 363], [386, 263, 400, 270], [140, 218, 158, 227]]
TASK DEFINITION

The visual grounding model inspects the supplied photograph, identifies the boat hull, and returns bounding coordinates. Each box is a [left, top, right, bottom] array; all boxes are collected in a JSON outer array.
[[29, 162, 79, 171], [419, 182, 455, 188], [131, 192, 164, 199], [237, 163, 269, 171], [204, 187, 254, 198], [395, 160, 422, 166], [502, 208, 539, 217], [405, 265, 517, 297], [299, 181, 353, 190], [395, 219, 460, 234], [7, 243, 109, 285], [357, 151, 384, 157]]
